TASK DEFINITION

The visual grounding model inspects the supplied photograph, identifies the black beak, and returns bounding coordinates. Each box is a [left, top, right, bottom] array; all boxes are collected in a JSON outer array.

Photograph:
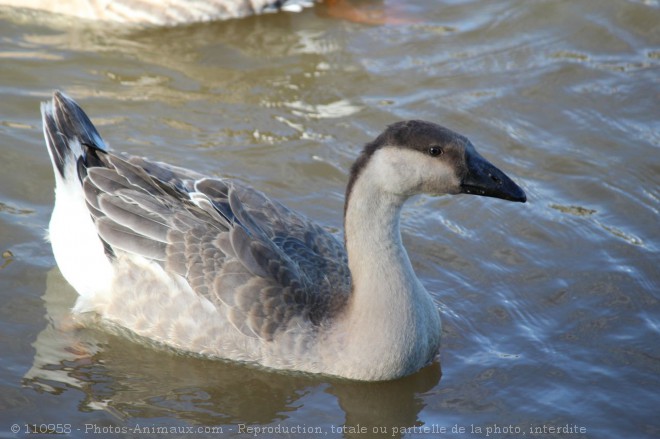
[[460, 144, 527, 203]]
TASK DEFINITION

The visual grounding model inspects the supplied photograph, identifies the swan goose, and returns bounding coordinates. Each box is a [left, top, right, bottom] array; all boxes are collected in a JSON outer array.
[[42, 91, 526, 381], [0, 0, 316, 25]]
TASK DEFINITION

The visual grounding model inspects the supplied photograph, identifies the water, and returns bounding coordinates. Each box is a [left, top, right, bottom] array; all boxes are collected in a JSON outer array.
[[0, 0, 658, 437]]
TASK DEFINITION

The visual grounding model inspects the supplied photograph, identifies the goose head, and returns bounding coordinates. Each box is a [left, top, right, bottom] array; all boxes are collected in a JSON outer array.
[[347, 120, 527, 203]]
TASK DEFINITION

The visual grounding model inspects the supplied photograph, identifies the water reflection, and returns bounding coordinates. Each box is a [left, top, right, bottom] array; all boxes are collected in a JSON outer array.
[[24, 269, 440, 434]]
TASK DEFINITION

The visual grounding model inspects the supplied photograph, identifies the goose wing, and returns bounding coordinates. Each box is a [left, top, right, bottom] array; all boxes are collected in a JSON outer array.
[[83, 150, 350, 340]]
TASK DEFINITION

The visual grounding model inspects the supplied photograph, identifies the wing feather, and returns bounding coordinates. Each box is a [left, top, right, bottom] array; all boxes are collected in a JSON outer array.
[[82, 148, 350, 341], [97, 217, 167, 260], [98, 194, 169, 243]]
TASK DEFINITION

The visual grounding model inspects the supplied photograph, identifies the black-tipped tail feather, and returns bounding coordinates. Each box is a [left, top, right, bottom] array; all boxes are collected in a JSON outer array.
[[41, 91, 108, 179]]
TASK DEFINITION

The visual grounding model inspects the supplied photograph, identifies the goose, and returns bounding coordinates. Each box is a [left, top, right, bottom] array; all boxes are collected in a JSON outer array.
[[41, 91, 526, 381], [0, 0, 317, 25]]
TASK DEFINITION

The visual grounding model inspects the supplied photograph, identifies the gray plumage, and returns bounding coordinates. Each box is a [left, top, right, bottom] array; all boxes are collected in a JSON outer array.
[[45, 92, 349, 342], [42, 91, 525, 381]]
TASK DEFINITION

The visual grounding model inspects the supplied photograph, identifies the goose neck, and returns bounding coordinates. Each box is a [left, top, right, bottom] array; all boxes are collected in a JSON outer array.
[[343, 171, 417, 299]]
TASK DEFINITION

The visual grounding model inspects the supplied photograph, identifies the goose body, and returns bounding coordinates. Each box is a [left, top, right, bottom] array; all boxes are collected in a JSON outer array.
[[1, 0, 316, 25], [42, 91, 526, 381]]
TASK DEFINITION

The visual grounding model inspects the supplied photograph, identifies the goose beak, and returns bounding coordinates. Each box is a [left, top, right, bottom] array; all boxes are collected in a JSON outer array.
[[460, 145, 527, 203]]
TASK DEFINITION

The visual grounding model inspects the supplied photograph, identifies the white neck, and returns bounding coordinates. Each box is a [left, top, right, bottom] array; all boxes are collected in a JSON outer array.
[[344, 167, 421, 323], [345, 181, 415, 306], [337, 156, 441, 379]]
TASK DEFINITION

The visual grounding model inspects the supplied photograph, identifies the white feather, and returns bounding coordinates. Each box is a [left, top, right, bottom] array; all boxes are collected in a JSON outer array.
[[46, 139, 113, 310]]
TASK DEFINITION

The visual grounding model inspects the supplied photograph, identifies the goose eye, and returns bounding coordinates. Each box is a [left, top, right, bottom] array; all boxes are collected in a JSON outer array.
[[428, 146, 443, 157]]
